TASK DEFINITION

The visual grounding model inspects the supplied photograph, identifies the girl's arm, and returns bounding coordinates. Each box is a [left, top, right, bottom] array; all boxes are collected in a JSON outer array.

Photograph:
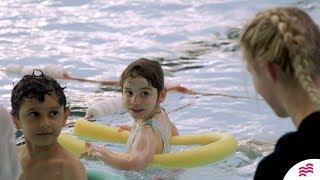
[[117, 124, 132, 132], [83, 126, 156, 171], [166, 86, 196, 95], [170, 121, 179, 136]]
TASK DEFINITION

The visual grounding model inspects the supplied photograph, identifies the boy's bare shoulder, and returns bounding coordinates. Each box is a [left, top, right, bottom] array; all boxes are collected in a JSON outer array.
[[60, 147, 87, 180], [61, 148, 83, 167]]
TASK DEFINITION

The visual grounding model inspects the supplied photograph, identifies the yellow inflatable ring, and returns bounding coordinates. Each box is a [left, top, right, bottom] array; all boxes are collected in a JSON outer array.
[[58, 119, 237, 168]]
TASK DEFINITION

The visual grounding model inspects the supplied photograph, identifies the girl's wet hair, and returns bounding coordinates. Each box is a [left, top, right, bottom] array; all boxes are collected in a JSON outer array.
[[11, 70, 68, 117], [240, 7, 320, 106], [120, 58, 164, 96]]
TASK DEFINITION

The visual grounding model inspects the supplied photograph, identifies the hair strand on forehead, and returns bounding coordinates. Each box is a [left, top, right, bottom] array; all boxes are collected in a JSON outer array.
[[120, 58, 164, 96], [11, 70, 68, 117]]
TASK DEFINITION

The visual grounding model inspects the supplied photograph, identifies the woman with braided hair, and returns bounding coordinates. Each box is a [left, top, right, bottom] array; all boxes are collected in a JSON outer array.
[[240, 7, 320, 179]]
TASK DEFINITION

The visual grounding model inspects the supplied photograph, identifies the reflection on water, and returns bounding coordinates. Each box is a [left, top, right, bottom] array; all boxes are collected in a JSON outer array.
[[155, 27, 241, 73]]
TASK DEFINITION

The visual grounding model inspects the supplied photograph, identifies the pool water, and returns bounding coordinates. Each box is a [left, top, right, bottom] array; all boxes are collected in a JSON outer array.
[[1, 0, 320, 179]]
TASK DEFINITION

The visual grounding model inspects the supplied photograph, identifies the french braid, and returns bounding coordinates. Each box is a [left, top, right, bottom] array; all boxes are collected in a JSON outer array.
[[240, 7, 320, 106]]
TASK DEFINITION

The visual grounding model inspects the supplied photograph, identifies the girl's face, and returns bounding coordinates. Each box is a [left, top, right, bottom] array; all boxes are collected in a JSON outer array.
[[12, 94, 69, 147], [122, 76, 165, 120]]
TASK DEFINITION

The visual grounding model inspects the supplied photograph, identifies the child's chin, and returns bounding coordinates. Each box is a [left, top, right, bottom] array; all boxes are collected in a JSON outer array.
[[130, 113, 144, 119], [33, 141, 56, 147], [33, 137, 58, 146]]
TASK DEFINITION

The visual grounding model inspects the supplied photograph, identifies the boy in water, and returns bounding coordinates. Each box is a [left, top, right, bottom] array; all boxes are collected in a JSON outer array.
[[11, 71, 87, 180]]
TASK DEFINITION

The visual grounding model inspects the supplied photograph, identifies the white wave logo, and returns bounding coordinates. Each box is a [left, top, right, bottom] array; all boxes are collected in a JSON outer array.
[[284, 159, 320, 180], [299, 163, 313, 177]]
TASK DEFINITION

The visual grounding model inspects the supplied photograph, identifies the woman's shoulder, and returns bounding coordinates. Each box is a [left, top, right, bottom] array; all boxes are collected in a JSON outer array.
[[275, 129, 319, 154], [254, 151, 290, 179], [255, 131, 320, 179], [254, 132, 299, 180], [275, 132, 299, 151]]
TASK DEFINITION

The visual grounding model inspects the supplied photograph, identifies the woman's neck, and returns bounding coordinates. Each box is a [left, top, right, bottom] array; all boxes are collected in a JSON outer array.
[[275, 73, 320, 128], [287, 103, 317, 128], [281, 87, 318, 128]]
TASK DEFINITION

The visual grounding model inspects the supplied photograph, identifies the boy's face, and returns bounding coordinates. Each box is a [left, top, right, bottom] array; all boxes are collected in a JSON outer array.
[[122, 76, 166, 120], [12, 94, 69, 147]]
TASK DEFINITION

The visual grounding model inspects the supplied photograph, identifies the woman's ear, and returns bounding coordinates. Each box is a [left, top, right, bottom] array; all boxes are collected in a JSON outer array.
[[159, 88, 167, 103], [11, 114, 21, 130], [266, 62, 278, 82]]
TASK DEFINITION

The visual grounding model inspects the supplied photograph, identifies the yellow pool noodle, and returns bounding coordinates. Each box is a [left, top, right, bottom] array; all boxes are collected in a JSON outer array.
[[58, 133, 86, 157], [59, 119, 237, 168], [74, 119, 129, 143]]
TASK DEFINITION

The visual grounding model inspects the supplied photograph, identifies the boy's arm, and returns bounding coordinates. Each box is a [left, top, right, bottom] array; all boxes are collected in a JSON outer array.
[[63, 158, 87, 180]]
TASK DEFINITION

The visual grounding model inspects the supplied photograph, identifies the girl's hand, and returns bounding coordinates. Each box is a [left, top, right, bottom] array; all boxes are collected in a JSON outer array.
[[84, 114, 95, 121], [117, 125, 132, 132], [167, 86, 196, 95], [64, 116, 95, 127], [81, 142, 109, 161]]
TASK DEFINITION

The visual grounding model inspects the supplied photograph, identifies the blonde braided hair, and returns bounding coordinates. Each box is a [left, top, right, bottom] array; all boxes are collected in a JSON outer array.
[[240, 7, 320, 106]]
